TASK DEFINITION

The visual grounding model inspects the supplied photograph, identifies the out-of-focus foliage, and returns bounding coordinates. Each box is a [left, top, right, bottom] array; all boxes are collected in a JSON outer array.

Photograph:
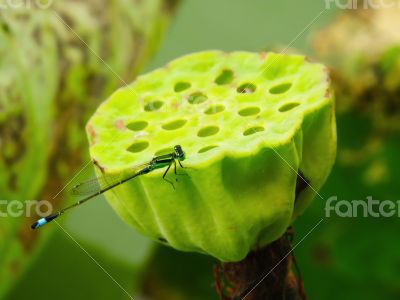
[[141, 246, 217, 300], [313, 3, 400, 135], [0, 1, 178, 298], [312, 4, 400, 207], [7, 229, 141, 300]]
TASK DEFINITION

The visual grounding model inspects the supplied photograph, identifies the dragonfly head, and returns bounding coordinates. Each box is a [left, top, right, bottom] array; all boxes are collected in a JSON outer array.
[[174, 145, 185, 161]]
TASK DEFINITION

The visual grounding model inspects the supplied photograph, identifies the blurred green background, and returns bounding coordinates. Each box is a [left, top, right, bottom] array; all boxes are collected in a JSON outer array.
[[1, 0, 399, 299]]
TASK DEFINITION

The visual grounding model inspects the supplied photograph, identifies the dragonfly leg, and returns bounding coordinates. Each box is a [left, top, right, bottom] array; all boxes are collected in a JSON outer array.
[[162, 162, 175, 189], [175, 159, 190, 177]]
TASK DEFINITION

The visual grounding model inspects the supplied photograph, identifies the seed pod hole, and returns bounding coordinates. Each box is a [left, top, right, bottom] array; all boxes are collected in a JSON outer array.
[[198, 126, 219, 137], [237, 83, 256, 94], [279, 102, 300, 112], [198, 145, 218, 153], [188, 92, 208, 104], [126, 121, 148, 131], [269, 82, 292, 94], [215, 69, 234, 85], [238, 106, 260, 117], [174, 81, 191, 92], [162, 119, 187, 130], [127, 141, 149, 153], [205, 104, 225, 115], [144, 101, 164, 112], [243, 126, 264, 136]]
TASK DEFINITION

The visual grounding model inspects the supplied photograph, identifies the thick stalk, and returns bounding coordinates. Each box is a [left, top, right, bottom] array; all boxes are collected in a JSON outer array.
[[214, 228, 307, 300]]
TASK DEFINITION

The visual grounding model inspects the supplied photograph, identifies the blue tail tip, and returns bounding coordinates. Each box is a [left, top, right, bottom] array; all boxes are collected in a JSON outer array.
[[31, 218, 47, 230]]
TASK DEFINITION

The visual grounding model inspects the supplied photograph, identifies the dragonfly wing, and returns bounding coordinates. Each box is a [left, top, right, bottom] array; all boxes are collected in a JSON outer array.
[[70, 176, 110, 196], [70, 163, 149, 196]]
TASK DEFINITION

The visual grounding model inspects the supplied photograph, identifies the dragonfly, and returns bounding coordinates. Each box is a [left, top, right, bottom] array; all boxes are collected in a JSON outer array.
[[31, 145, 186, 230]]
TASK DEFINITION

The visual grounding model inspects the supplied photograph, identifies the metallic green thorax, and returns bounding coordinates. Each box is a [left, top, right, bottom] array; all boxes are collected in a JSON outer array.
[[151, 145, 185, 170]]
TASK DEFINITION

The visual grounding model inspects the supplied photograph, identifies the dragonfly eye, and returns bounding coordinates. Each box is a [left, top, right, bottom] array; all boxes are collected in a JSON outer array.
[[174, 145, 185, 159]]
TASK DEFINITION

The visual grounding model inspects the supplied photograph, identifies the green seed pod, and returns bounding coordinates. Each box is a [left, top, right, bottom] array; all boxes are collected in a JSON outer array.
[[87, 51, 336, 262]]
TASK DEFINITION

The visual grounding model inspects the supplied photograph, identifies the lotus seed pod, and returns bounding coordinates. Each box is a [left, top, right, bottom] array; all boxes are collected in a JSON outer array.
[[87, 51, 336, 262]]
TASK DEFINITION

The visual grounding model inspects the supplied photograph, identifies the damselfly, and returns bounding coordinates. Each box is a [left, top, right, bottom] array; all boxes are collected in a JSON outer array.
[[31, 145, 186, 230]]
